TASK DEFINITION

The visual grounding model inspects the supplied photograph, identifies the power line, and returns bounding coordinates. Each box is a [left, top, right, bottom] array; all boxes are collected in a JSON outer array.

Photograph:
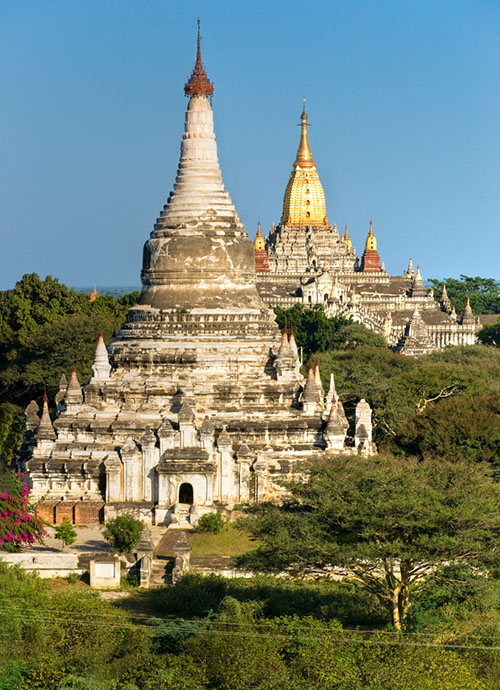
[[1, 608, 500, 651]]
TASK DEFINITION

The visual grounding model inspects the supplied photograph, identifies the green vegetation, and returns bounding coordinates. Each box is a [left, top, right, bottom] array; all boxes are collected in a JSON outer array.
[[103, 514, 145, 554], [195, 511, 227, 534], [1, 563, 498, 689], [429, 275, 500, 314], [0, 273, 139, 470], [478, 317, 500, 347], [54, 518, 77, 551], [273, 303, 387, 359], [237, 455, 500, 630], [313, 344, 500, 458]]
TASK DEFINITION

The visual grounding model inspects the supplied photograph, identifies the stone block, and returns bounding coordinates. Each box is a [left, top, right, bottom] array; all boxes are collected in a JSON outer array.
[[90, 556, 121, 589]]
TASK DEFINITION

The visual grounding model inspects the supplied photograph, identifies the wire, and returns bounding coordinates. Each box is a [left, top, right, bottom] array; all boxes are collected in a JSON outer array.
[[1, 609, 500, 652]]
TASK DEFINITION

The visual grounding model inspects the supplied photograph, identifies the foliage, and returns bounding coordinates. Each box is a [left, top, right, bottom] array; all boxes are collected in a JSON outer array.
[[0, 562, 495, 689], [429, 275, 500, 314], [54, 518, 77, 550], [0, 403, 24, 471], [0, 273, 138, 469], [477, 317, 500, 347], [196, 511, 227, 533], [392, 392, 500, 463], [118, 571, 387, 627], [0, 471, 46, 551], [237, 455, 500, 630], [314, 344, 500, 453], [273, 303, 386, 359], [103, 513, 145, 554]]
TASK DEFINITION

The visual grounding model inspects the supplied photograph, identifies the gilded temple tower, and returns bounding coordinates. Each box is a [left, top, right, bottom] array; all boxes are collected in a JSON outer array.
[[263, 102, 357, 274]]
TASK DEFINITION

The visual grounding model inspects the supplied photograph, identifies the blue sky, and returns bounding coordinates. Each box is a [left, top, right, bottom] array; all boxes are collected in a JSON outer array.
[[0, 0, 499, 289]]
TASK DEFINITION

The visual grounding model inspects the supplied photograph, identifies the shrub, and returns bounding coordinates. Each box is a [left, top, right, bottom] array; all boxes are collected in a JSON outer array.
[[54, 517, 77, 550], [0, 471, 47, 551], [197, 512, 227, 533], [103, 513, 144, 554]]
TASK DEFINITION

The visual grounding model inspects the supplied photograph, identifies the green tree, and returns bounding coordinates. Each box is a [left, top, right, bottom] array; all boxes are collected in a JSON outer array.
[[314, 344, 500, 446], [477, 317, 500, 347], [54, 518, 77, 551], [273, 304, 385, 360], [103, 514, 145, 554], [0, 274, 138, 468], [238, 455, 500, 631], [393, 392, 500, 463], [429, 275, 500, 314]]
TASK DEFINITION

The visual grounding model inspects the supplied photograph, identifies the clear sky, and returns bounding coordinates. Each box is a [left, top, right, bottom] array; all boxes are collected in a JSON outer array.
[[0, 0, 499, 290]]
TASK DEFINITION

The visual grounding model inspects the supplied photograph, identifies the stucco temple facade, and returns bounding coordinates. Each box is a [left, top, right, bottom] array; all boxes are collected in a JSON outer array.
[[19, 29, 374, 525]]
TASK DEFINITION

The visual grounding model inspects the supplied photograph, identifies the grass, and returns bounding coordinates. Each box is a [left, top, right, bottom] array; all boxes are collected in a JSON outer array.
[[189, 525, 258, 557]]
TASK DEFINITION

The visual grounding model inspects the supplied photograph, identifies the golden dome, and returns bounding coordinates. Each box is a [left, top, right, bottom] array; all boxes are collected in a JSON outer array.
[[365, 220, 377, 251], [254, 221, 265, 251], [281, 102, 327, 226]]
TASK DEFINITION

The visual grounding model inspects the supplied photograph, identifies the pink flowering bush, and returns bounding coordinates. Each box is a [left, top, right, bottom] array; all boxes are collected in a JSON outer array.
[[0, 472, 47, 551]]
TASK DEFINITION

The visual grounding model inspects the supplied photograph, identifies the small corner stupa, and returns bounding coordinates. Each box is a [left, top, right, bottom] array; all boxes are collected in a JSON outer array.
[[19, 24, 373, 526]]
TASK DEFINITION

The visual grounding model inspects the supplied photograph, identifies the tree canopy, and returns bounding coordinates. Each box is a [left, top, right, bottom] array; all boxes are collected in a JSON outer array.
[[429, 275, 500, 314], [238, 455, 500, 630], [313, 344, 500, 461], [273, 303, 387, 360], [0, 274, 139, 469], [477, 317, 500, 347]]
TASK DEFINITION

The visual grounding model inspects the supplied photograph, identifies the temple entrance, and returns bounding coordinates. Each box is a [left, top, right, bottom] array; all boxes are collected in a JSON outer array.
[[179, 483, 194, 504]]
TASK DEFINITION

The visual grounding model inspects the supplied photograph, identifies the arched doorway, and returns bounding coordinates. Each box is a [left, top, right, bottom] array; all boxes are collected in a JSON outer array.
[[179, 483, 194, 504]]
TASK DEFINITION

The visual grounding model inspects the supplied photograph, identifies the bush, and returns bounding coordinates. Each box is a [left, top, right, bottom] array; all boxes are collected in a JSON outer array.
[[196, 512, 227, 534], [54, 518, 77, 550], [0, 471, 47, 551], [103, 513, 144, 554]]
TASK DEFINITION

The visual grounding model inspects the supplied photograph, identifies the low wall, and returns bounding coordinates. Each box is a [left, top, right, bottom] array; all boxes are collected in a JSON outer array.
[[0, 552, 83, 578]]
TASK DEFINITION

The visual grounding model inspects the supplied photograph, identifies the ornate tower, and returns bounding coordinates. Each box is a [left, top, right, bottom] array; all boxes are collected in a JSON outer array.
[[111, 21, 278, 379], [254, 222, 270, 272], [261, 103, 357, 275], [281, 102, 327, 226], [21, 26, 361, 526], [360, 220, 381, 272]]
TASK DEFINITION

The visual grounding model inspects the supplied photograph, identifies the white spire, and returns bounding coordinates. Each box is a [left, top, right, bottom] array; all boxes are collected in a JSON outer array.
[[92, 331, 111, 381], [326, 372, 337, 408], [155, 95, 239, 228]]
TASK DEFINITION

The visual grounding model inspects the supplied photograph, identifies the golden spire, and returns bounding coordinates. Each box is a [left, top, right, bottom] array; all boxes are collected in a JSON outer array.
[[365, 220, 377, 251], [281, 101, 327, 226], [294, 100, 315, 168], [343, 224, 352, 252], [254, 221, 265, 251]]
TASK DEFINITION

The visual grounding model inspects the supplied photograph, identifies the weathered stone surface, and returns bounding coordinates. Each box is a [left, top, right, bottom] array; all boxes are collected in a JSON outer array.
[[20, 36, 373, 523]]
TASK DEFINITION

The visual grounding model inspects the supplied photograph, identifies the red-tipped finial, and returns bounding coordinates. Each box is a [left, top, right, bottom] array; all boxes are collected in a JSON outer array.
[[184, 19, 214, 101]]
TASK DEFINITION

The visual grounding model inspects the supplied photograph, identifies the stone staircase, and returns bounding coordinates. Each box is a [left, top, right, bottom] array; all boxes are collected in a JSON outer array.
[[149, 528, 191, 588], [149, 557, 173, 588]]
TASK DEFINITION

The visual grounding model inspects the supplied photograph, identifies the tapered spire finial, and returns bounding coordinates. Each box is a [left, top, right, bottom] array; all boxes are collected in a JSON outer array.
[[184, 20, 214, 101], [295, 100, 315, 167]]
